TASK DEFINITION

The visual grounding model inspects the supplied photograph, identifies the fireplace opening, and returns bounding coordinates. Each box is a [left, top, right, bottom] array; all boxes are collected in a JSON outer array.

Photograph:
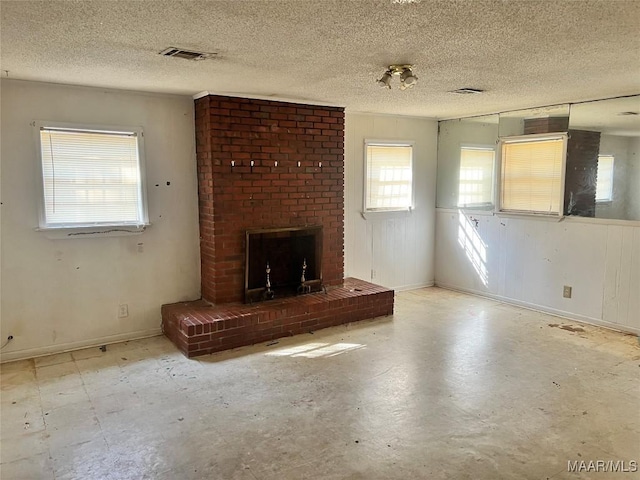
[[245, 225, 323, 303]]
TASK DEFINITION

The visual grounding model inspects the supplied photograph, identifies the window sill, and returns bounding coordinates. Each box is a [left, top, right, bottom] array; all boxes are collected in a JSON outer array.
[[36, 224, 149, 239], [458, 204, 495, 212], [495, 211, 563, 222], [364, 206, 413, 213], [360, 208, 413, 220], [563, 216, 640, 227], [436, 208, 640, 226]]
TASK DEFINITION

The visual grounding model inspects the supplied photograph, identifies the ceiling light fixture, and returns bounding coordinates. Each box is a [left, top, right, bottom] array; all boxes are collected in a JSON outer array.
[[377, 65, 418, 90], [377, 72, 393, 89]]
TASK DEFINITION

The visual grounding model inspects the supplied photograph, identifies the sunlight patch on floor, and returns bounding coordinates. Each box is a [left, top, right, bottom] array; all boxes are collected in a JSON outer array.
[[265, 342, 365, 358]]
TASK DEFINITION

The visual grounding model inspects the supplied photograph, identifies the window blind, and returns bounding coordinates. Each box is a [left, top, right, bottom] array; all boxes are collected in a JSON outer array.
[[365, 144, 413, 210], [500, 137, 564, 215], [40, 128, 145, 227], [596, 155, 614, 202], [458, 147, 495, 207]]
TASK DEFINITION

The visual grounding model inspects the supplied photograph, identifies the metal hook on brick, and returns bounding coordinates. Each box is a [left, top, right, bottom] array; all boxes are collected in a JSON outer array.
[[231, 160, 235, 172], [250, 160, 254, 173]]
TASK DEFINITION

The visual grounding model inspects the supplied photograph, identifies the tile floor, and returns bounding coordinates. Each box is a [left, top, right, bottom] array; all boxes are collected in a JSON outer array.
[[1, 288, 639, 479]]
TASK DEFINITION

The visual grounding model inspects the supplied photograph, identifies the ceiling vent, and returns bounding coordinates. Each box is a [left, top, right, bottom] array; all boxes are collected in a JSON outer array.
[[159, 47, 216, 61], [450, 88, 484, 94]]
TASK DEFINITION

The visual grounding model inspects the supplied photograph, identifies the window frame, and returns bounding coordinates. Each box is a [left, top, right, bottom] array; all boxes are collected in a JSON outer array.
[[458, 143, 496, 210], [496, 132, 568, 218], [595, 154, 615, 203], [35, 121, 150, 234], [363, 139, 415, 213]]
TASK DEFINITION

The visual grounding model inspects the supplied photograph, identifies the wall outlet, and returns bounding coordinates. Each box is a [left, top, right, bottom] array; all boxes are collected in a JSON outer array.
[[118, 304, 129, 318], [563, 286, 572, 299]]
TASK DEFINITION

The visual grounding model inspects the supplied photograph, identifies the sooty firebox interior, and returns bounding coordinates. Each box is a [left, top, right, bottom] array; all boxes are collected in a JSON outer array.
[[245, 225, 323, 303]]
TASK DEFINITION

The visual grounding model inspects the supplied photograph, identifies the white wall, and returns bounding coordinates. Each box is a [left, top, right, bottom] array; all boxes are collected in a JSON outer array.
[[436, 116, 499, 209], [345, 113, 438, 290], [596, 134, 631, 220], [435, 114, 640, 334], [435, 209, 640, 333], [1, 80, 201, 362], [627, 137, 640, 220], [436, 209, 640, 333]]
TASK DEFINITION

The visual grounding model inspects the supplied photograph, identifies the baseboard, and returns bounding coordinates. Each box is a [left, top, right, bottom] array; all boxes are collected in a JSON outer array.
[[435, 282, 639, 336], [0, 328, 163, 364], [394, 281, 435, 292]]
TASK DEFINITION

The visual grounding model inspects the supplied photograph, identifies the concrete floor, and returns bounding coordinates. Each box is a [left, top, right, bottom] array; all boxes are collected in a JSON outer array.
[[1, 288, 639, 480]]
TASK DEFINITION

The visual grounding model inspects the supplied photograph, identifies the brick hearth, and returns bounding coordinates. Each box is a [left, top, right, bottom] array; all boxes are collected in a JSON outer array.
[[162, 278, 394, 358]]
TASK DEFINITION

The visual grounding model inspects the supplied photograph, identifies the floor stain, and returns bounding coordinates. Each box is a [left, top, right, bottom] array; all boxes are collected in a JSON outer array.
[[548, 323, 585, 333], [559, 325, 585, 333]]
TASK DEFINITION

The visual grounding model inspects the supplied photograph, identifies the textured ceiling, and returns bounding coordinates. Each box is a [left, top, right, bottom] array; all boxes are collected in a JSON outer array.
[[569, 96, 640, 136], [1, 0, 639, 119]]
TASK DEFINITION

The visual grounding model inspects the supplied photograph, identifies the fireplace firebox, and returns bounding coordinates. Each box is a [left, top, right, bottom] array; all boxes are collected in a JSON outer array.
[[245, 225, 323, 303]]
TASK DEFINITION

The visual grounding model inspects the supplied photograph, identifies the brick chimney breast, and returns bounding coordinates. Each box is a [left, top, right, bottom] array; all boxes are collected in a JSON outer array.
[[194, 95, 345, 304]]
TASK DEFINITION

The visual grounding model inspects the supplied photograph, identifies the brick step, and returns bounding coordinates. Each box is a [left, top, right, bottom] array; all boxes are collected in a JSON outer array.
[[162, 278, 394, 358]]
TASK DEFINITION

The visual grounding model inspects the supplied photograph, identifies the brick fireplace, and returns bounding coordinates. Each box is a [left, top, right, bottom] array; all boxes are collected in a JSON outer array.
[[161, 95, 394, 357], [195, 95, 345, 304]]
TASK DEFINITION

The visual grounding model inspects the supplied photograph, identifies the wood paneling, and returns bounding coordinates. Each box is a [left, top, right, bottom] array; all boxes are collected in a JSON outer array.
[[344, 114, 438, 290], [435, 209, 639, 333]]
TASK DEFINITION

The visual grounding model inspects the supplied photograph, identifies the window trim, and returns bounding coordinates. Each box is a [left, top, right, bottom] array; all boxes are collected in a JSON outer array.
[[595, 154, 615, 203], [363, 139, 415, 213], [496, 132, 568, 218], [34, 120, 150, 235], [458, 143, 496, 210]]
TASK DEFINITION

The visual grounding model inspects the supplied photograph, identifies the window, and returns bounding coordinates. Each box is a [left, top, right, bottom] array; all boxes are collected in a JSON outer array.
[[37, 123, 148, 230], [596, 154, 614, 202], [498, 133, 567, 216], [458, 146, 495, 208], [364, 142, 413, 211]]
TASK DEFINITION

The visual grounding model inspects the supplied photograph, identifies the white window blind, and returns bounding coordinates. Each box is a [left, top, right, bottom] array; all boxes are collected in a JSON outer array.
[[499, 135, 566, 215], [458, 147, 495, 207], [596, 154, 614, 202], [39, 126, 147, 228], [365, 143, 413, 211]]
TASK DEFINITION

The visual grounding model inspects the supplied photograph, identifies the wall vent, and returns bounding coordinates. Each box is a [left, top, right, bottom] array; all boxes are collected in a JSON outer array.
[[159, 47, 216, 61], [450, 88, 484, 94]]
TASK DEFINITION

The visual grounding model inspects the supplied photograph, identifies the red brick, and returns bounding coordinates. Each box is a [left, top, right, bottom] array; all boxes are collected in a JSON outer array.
[[194, 94, 345, 305]]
